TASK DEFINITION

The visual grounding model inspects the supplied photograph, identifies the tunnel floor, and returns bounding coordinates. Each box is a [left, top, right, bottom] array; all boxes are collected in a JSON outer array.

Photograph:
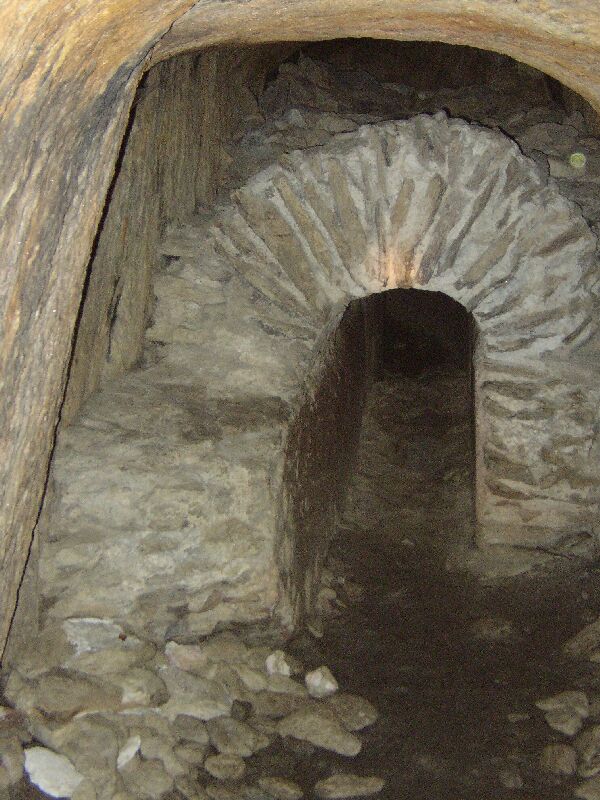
[[281, 362, 600, 800], [8, 343, 600, 800]]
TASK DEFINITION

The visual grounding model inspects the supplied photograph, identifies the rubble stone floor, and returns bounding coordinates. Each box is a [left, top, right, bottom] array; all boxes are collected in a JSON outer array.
[[10, 355, 600, 799], [286, 364, 600, 799]]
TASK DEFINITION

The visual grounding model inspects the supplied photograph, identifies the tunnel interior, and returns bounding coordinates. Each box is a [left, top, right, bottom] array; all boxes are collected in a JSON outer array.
[[3, 37, 600, 800]]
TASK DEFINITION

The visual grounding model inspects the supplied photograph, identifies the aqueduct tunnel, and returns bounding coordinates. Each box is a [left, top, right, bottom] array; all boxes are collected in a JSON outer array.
[[2, 7, 600, 797]]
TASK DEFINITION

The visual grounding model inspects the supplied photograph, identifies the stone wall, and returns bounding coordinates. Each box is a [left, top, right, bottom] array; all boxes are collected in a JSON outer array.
[[61, 45, 293, 426], [27, 112, 600, 654], [3, 0, 600, 662], [5, 43, 297, 657], [278, 298, 382, 630]]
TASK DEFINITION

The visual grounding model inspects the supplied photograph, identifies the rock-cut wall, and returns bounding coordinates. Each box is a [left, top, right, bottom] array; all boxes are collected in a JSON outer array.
[[30, 115, 600, 649]]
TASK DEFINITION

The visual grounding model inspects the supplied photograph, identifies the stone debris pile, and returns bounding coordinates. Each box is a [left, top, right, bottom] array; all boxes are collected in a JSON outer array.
[[534, 618, 600, 798], [0, 624, 383, 799]]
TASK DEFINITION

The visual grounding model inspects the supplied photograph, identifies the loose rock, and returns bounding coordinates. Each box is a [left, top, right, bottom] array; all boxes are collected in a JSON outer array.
[[207, 716, 270, 756], [120, 754, 174, 799], [539, 743, 577, 776], [278, 708, 361, 756], [258, 776, 303, 800], [205, 754, 246, 781], [536, 690, 589, 735], [266, 651, 292, 677], [305, 667, 338, 699], [314, 774, 385, 798], [576, 775, 600, 800], [173, 714, 210, 744], [117, 736, 141, 770], [326, 694, 378, 731], [576, 724, 600, 777], [24, 747, 85, 798]]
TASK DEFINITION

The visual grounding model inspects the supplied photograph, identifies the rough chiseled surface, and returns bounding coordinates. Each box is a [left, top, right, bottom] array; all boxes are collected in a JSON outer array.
[[3, 0, 600, 665], [35, 108, 600, 643]]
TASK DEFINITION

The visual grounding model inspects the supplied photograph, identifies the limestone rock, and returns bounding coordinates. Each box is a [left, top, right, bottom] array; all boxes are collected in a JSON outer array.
[[159, 666, 232, 720], [266, 651, 292, 677], [117, 736, 141, 770], [0, 734, 24, 785], [267, 674, 307, 696], [313, 774, 385, 798], [7, 670, 123, 720], [205, 753, 246, 781], [576, 725, 600, 777], [536, 690, 589, 735], [50, 715, 122, 798], [173, 715, 210, 745], [564, 619, 600, 659], [120, 754, 174, 799], [539, 743, 577, 776], [176, 774, 211, 800], [174, 742, 208, 766], [206, 783, 247, 800], [166, 641, 211, 674], [250, 691, 308, 719], [258, 777, 303, 800], [576, 775, 600, 800], [244, 647, 274, 672], [137, 729, 185, 778], [325, 694, 378, 731], [233, 663, 269, 692], [278, 708, 361, 756], [8, 624, 74, 678], [207, 716, 270, 756], [107, 667, 168, 707], [24, 747, 85, 798], [305, 667, 338, 699]]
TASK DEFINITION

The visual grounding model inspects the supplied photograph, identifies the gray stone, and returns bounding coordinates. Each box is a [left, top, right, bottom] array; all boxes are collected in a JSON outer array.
[[173, 714, 210, 744], [576, 775, 600, 800], [536, 691, 589, 735], [136, 728, 185, 778], [267, 675, 307, 696], [24, 747, 86, 798], [576, 725, 600, 777], [278, 708, 361, 756], [305, 667, 338, 699], [233, 663, 269, 692], [159, 665, 232, 721], [207, 716, 270, 756], [0, 734, 23, 786], [117, 736, 141, 770], [50, 715, 121, 799], [250, 691, 308, 719], [174, 742, 208, 766], [325, 694, 378, 731], [313, 774, 385, 798], [539, 743, 577, 776], [206, 784, 248, 800], [175, 775, 210, 800], [265, 651, 292, 677], [258, 777, 303, 800], [107, 667, 168, 707], [7, 670, 123, 720], [205, 753, 246, 781], [120, 754, 174, 799]]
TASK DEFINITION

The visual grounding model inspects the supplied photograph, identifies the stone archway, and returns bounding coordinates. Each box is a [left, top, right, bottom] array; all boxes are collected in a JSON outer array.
[[37, 114, 600, 640], [202, 112, 599, 621], [4, 2, 600, 658]]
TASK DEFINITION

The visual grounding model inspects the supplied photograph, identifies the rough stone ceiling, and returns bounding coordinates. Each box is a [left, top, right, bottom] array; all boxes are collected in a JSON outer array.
[[2, 0, 600, 659]]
